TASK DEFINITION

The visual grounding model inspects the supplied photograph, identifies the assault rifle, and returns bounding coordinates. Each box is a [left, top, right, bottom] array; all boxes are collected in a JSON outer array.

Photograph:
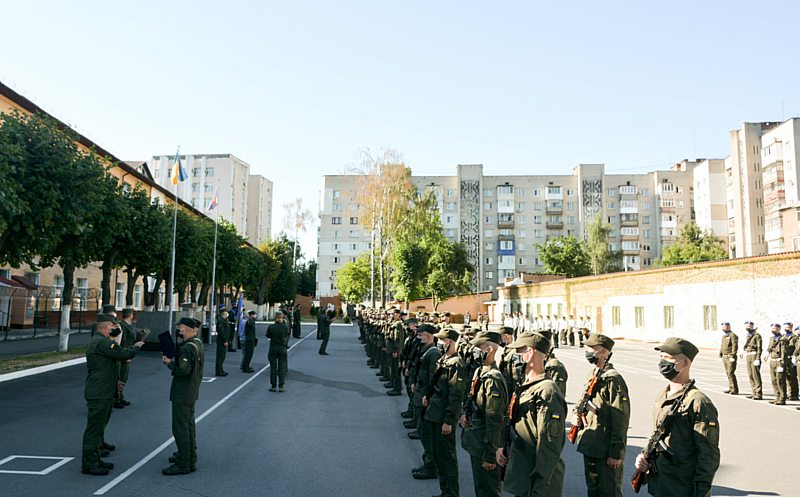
[[568, 352, 612, 444], [630, 379, 696, 493], [498, 361, 524, 482]]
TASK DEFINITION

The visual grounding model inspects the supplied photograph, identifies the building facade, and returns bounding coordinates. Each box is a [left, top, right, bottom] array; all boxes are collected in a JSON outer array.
[[148, 154, 273, 243]]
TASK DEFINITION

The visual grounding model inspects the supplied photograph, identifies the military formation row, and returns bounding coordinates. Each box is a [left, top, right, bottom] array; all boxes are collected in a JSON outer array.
[[358, 308, 720, 497]]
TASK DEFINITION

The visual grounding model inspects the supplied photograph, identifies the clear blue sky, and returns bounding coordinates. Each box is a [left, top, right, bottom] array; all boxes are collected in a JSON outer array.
[[2, 1, 798, 257]]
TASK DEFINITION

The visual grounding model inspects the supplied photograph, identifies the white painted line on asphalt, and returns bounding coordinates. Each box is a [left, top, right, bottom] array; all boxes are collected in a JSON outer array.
[[201, 377, 216, 383], [94, 327, 318, 495], [0, 455, 74, 475], [0, 357, 86, 383]]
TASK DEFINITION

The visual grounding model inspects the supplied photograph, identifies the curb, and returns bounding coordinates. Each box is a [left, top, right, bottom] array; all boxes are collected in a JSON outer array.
[[0, 357, 86, 383]]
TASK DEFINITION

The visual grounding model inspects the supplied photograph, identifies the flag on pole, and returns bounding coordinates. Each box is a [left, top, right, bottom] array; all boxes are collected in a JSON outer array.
[[171, 150, 188, 185], [208, 186, 219, 211]]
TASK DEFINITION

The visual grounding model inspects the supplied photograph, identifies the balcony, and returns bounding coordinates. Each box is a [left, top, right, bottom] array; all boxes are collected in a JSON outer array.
[[498, 219, 515, 229], [546, 221, 563, 229], [621, 218, 638, 227], [660, 205, 675, 212], [546, 206, 563, 215], [623, 248, 640, 255], [621, 234, 640, 241], [764, 190, 785, 204], [762, 166, 784, 186]]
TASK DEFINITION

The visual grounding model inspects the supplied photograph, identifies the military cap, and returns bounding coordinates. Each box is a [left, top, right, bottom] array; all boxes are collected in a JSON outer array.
[[432, 312, 440, 317], [784, 322, 793, 327], [122, 308, 135, 317], [404, 317, 419, 325], [422, 312, 430, 317], [178, 317, 201, 329], [462, 326, 477, 336], [219, 308, 229, 314], [744, 320, 753, 325], [771, 323, 780, 328], [417, 323, 437, 335], [102, 305, 116, 313], [537, 330, 553, 341], [248, 310, 257, 316], [507, 332, 551, 354], [275, 310, 283, 317], [219, 303, 227, 309], [654, 337, 698, 362], [720, 322, 730, 327], [443, 312, 451, 317], [499, 326, 514, 336], [470, 331, 502, 347], [96, 314, 120, 324], [433, 327, 460, 341], [583, 332, 615, 351]]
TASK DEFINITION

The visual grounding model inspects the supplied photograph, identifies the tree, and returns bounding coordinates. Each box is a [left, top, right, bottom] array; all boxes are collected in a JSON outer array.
[[427, 240, 474, 310], [242, 242, 281, 319], [655, 223, 727, 267], [282, 197, 315, 275], [535, 236, 592, 278], [296, 259, 317, 297], [586, 211, 624, 274], [265, 235, 298, 307], [390, 238, 430, 308], [336, 253, 373, 304]]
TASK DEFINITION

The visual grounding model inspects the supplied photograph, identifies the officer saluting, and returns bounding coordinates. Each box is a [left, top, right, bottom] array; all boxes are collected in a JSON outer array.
[[162, 317, 205, 475]]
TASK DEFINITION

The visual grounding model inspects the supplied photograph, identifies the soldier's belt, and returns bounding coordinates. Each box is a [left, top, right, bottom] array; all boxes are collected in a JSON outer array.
[[746, 351, 758, 355]]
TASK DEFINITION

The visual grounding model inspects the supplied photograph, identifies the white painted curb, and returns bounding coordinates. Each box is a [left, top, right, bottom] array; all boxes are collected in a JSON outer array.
[[0, 357, 86, 383]]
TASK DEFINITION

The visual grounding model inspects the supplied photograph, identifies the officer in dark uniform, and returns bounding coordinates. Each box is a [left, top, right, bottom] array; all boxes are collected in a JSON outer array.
[[81, 314, 143, 475], [767, 323, 788, 405], [115, 308, 137, 408], [719, 322, 739, 394], [241, 311, 256, 373], [784, 322, 798, 400], [90, 305, 117, 336], [163, 317, 205, 475], [215, 308, 231, 376], [292, 305, 302, 338], [318, 309, 334, 355], [742, 321, 762, 400], [267, 310, 290, 392]]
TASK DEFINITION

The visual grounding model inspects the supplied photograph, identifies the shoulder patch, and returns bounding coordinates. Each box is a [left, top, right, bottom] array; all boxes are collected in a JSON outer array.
[[492, 391, 500, 397], [552, 413, 561, 419], [547, 419, 561, 438], [110, 343, 115, 348]]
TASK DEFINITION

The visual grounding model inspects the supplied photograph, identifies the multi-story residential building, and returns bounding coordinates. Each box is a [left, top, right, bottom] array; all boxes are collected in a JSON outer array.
[[246, 175, 273, 244], [759, 118, 800, 254], [692, 159, 729, 252], [149, 154, 273, 242], [316, 163, 698, 298]]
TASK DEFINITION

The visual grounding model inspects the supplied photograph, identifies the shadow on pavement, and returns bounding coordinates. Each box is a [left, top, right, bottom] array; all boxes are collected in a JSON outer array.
[[287, 370, 385, 398], [711, 487, 779, 496]]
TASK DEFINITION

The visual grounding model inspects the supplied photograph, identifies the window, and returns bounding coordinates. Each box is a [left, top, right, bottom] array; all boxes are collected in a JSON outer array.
[[486, 242, 494, 250], [518, 189, 525, 196], [622, 241, 639, 250], [332, 190, 341, 198], [621, 227, 639, 236], [549, 216, 561, 223], [350, 217, 358, 224], [635, 307, 644, 328], [115, 282, 125, 308], [642, 216, 650, 224], [349, 230, 359, 238], [609, 243, 617, 251], [567, 202, 575, 210], [620, 186, 637, 194], [643, 258, 652, 266], [485, 271, 494, 279], [664, 306, 674, 329], [332, 204, 343, 211], [518, 243, 526, 251], [331, 243, 340, 250], [607, 202, 615, 209], [499, 229, 512, 236], [703, 305, 717, 331], [609, 230, 616, 237], [447, 189, 454, 197], [547, 187, 562, 195], [75, 278, 88, 311], [485, 216, 494, 224], [330, 271, 336, 278], [498, 186, 513, 194], [567, 189, 575, 196], [518, 202, 526, 209], [498, 200, 513, 208], [607, 189, 616, 196], [607, 216, 616, 224], [612, 306, 620, 325], [498, 255, 514, 264], [641, 202, 650, 210], [518, 216, 526, 223], [567, 216, 575, 224], [641, 243, 651, 251], [205, 168, 214, 177], [446, 229, 455, 237], [331, 217, 342, 224], [518, 230, 526, 237], [191, 182, 200, 192], [154, 169, 160, 177], [534, 216, 542, 224], [620, 200, 637, 209], [485, 257, 494, 265], [485, 202, 493, 210], [534, 189, 542, 196], [447, 202, 455, 210], [661, 183, 674, 192], [677, 201, 684, 209], [350, 243, 359, 250], [192, 168, 200, 177], [52, 275, 64, 310], [446, 215, 454, 223], [518, 257, 526, 265], [642, 188, 649, 196], [485, 189, 493, 197], [485, 230, 493, 237], [676, 186, 684, 194], [567, 229, 576, 236], [332, 230, 342, 238], [499, 241, 513, 250], [534, 230, 542, 238], [332, 257, 340, 264], [131, 284, 142, 309], [204, 183, 214, 192]]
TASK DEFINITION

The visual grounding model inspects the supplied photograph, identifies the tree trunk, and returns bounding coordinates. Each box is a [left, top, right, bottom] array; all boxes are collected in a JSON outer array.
[[370, 228, 375, 307], [145, 272, 162, 311], [189, 281, 198, 304], [58, 258, 75, 352], [177, 288, 185, 307], [101, 248, 119, 307], [257, 304, 265, 320], [125, 268, 139, 306], [198, 281, 210, 307], [257, 276, 267, 306], [380, 257, 386, 309]]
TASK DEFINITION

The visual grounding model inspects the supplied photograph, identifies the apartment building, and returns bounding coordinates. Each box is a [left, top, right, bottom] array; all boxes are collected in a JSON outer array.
[[149, 154, 272, 243], [317, 163, 697, 298], [692, 159, 729, 252]]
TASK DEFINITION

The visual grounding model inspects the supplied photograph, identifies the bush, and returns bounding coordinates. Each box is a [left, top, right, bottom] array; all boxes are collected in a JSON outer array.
[[337, 308, 343, 317], [343, 316, 351, 324], [310, 305, 318, 316]]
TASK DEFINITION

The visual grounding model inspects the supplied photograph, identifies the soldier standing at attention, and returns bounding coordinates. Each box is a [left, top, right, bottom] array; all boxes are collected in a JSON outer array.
[[388, 308, 405, 396], [719, 322, 739, 394], [422, 327, 467, 497], [784, 322, 799, 400], [766, 323, 788, 405], [572, 333, 630, 497], [241, 310, 257, 373], [115, 309, 137, 408], [460, 331, 508, 497], [495, 332, 567, 497], [292, 305, 302, 338], [318, 309, 334, 355], [742, 321, 762, 400], [162, 317, 204, 475], [482, 311, 490, 331], [633, 338, 720, 497], [215, 308, 231, 377], [81, 314, 144, 475], [267, 310, 290, 392], [465, 310, 471, 326], [411, 324, 442, 479]]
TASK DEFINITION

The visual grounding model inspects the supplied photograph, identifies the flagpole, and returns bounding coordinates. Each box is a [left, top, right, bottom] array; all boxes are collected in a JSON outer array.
[[209, 210, 219, 330], [167, 147, 180, 337]]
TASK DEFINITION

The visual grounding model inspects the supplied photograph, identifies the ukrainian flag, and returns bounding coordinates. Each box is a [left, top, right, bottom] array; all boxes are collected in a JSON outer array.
[[171, 149, 188, 185]]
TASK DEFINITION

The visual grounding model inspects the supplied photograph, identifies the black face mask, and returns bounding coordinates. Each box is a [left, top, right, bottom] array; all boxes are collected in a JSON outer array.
[[585, 350, 599, 365], [659, 359, 683, 380], [438, 342, 449, 354], [773, 329, 781, 336], [512, 352, 525, 368], [109, 327, 121, 337], [177, 330, 185, 339]]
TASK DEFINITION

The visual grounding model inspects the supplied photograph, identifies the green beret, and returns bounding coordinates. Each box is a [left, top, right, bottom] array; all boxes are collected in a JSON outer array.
[[655, 337, 698, 361], [433, 327, 460, 341], [584, 333, 615, 351], [122, 308, 135, 317], [470, 331, 502, 347], [507, 332, 551, 354], [178, 317, 200, 329], [96, 314, 120, 324], [102, 305, 116, 314], [418, 323, 437, 335]]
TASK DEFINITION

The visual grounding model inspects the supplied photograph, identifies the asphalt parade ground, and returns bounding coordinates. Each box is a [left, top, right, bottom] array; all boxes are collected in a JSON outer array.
[[0, 323, 791, 496]]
